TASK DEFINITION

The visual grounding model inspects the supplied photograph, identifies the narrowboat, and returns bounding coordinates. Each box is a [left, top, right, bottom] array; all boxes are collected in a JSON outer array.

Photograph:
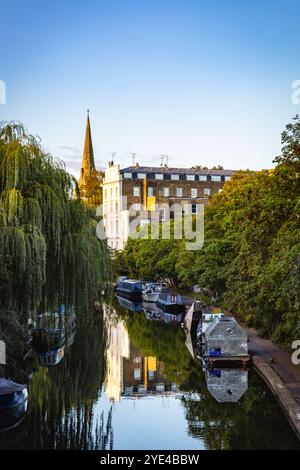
[[196, 312, 225, 345], [0, 378, 28, 432], [115, 279, 145, 299], [198, 316, 250, 367], [157, 289, 185, 314]]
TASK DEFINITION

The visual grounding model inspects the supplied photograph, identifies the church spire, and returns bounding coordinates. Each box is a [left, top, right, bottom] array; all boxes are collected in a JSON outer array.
[[81, 109, 95, 175], [78, 110, 102, 205]]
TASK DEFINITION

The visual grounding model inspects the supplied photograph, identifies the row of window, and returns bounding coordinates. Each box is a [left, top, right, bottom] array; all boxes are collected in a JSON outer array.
[[133, 186, 211, 197], [133, 367, 156, 381], [105, 202, 202, 215], [159, 204, 199, 219], [103, 201, 119, 214], [104, 187, 118, 200], [123, 172, 230, 182]]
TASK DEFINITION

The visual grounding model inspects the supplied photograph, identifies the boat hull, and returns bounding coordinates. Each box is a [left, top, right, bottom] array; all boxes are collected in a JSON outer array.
[[115, 287, 142, 300], [157, 300, 185, 314], [0, 389, 28, 432]]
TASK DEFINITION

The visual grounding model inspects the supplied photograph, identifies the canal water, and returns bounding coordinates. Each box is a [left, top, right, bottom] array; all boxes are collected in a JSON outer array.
[[0, 297, 299, 450]]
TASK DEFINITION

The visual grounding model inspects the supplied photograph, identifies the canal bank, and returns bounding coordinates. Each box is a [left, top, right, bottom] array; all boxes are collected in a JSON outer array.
[[204, 305, 300, 440], [183, 295, 300, 440], [247, 328, 300, 441]]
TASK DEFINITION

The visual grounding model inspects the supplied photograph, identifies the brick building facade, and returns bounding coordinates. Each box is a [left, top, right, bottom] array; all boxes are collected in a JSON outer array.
[[102, 163, 234, 250]]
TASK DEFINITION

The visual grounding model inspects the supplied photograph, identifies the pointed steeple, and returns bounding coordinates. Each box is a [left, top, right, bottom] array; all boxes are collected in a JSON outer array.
[[78, 111, 102, 205], [81, 109, 95, 175]]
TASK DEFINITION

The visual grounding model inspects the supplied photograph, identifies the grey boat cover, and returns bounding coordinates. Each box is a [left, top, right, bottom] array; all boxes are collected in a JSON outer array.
[[0, 378, 27, 395]]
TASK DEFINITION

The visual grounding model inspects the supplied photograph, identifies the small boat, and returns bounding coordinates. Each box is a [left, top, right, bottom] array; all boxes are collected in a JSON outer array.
[[142, 282, 167, 303], [0, 378, 28, 431], [157, 289, 185, 314], [115, 279, 145, 299]]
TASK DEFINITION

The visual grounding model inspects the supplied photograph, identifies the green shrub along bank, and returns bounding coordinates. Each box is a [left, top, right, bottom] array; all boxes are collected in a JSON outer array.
[[114, 116, 300, 346]]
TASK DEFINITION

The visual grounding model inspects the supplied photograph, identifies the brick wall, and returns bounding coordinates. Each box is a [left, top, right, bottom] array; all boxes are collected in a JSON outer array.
[[122, 177, 225, 209]]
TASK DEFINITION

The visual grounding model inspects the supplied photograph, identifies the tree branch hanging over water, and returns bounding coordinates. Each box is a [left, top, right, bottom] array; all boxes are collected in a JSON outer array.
[[0, 121, 111, 318]]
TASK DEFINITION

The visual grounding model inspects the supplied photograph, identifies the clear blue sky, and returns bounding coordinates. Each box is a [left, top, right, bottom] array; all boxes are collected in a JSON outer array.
[[1, 0, 300, 176]]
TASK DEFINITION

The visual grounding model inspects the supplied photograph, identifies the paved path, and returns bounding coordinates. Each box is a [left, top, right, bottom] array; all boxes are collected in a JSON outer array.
[[248, 327, 300, 405]]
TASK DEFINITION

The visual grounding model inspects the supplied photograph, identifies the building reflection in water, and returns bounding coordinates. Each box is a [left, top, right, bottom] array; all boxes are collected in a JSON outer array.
[[103, 304, 178, 401], [104, 306, 130, 401]]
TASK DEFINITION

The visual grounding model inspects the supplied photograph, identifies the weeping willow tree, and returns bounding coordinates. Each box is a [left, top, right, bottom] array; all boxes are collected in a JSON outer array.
[[0, 121, 111, 320]]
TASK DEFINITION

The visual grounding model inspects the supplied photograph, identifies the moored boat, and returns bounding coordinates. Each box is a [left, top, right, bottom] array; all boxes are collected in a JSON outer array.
[[115, 279, 145, 299], [157, 290, 185, 314], [196, 312, 225, 345], [0, 378, 28, 432]]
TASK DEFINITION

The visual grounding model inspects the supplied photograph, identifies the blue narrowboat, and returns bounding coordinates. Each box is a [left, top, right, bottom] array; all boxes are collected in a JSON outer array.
[[0, 378, 28, 432], [115, 279, 145, 299], [157, 290, 185, 314]]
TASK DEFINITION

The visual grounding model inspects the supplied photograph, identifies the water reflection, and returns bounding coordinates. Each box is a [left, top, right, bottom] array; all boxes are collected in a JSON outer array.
[[0, 310, 108, 449], [104, 307, 130, 401], [31, 306, 77, 367], [204, 368, 248, 403], [104, 305, 178, 400], [116, 295, 184, 325], [0, 298, 299, 450], [116, 296, 143, 314]]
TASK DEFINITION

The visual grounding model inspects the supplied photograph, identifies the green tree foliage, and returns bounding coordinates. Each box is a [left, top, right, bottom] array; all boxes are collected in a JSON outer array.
[[115, 117, 300, 345], [0, 122, 111, 318]]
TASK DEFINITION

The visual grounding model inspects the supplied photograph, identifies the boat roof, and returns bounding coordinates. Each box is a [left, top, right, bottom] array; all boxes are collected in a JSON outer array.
[[0, 378, 27, 395]]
